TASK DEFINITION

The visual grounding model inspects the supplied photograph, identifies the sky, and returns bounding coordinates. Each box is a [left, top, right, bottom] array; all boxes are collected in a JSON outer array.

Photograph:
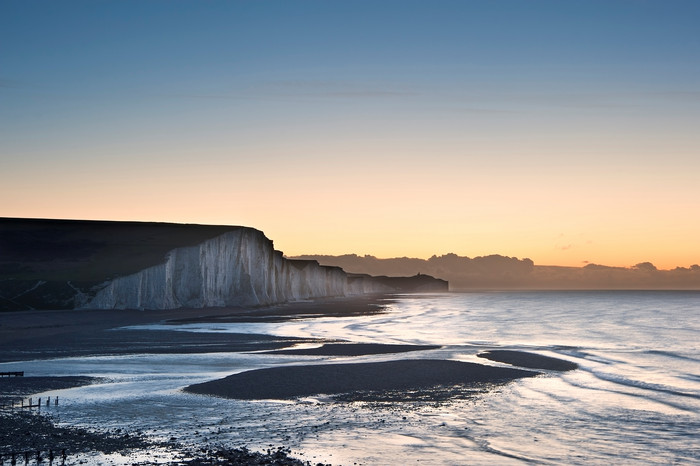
[[2, 1, 700, 269]]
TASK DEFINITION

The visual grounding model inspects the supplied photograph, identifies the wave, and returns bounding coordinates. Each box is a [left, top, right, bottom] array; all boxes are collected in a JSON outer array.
[[559, 377, 697, 414], [681, 373, 700, 383], [645, 349, 700, 363], [583, 367, 700, 401]]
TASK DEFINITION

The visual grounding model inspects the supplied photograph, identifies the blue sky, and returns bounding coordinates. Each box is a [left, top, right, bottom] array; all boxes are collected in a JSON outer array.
[[2, 1, 700, 267]]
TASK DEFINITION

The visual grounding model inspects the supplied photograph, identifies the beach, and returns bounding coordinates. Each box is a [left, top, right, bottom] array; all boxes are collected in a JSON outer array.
[[0, 294, 572, 465], [0, 299, 368, 363], [2, 292, 697, 465], [1, 299, 348, 465]]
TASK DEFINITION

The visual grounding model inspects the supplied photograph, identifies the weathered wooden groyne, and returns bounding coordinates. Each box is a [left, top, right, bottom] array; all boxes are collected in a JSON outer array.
[[0, 396, 59, 410], [0, 448, 67, 465]]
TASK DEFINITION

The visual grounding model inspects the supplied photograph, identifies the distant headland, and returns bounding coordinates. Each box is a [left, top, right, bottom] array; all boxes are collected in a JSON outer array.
[[291, 254, 700, 290]]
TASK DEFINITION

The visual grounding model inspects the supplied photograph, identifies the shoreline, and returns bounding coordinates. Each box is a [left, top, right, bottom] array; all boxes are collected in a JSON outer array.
[[0, 295, 410, 464], [0, 295, 396, 363], [0, 294, 579, 465], [0, 410, 314, 466]]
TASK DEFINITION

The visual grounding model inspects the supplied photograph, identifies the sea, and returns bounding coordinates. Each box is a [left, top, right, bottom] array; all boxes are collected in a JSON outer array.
[[2, 291, 700, 465]]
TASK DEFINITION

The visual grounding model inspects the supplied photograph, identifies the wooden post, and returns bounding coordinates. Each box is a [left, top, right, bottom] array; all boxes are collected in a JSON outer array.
[[55, 396, 59, 406]]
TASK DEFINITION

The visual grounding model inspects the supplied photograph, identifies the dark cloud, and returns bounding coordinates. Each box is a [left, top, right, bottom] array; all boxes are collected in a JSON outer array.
[[633, 262, 658, 272]]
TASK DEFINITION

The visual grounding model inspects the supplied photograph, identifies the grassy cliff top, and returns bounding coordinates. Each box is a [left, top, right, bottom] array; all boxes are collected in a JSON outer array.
[[0, 218, 246, 282]]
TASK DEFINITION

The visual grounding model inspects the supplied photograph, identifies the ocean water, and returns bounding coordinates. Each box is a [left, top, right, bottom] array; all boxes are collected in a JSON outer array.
[[3, 291, 700, 465]]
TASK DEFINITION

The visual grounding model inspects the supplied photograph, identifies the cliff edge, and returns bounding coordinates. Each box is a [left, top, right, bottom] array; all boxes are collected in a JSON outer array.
[[0, 218, 447, 311]]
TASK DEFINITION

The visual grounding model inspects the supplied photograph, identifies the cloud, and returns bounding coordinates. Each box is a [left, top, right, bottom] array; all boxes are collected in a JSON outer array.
[[632, 262, 658, 271]]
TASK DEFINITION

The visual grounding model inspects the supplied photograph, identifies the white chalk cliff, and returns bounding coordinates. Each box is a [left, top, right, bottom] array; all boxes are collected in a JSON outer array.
[[82, 228, 392, 310]]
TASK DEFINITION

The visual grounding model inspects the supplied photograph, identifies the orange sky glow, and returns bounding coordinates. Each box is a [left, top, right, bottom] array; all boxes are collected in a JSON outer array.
[[2, 2, 699, 270]]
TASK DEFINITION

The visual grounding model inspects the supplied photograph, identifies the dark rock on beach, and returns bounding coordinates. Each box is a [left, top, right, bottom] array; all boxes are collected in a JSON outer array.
[[177, 446, 315, 465], [0, 411, 316, 465], [0, 410, 150, 457], [0, 375, 315, 464]]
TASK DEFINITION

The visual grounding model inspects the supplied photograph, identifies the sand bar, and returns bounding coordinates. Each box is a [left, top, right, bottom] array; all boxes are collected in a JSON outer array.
[[184, 359, 538, 400], [477, 350, 578, 371]]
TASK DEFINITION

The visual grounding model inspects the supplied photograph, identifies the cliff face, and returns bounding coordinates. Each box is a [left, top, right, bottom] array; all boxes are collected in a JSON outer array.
[[1, 218, 448, 311], [81, 229, 395, 310]]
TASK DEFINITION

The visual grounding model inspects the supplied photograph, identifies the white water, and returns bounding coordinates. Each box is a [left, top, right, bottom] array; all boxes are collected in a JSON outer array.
[[3, 291, 700, 465]]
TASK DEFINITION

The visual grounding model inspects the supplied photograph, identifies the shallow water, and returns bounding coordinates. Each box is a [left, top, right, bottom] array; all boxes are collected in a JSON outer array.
[[2, 291, 699, 465]]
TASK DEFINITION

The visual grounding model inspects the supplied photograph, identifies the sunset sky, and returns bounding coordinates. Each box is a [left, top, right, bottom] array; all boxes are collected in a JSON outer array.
[[2, 1, 699, 269]]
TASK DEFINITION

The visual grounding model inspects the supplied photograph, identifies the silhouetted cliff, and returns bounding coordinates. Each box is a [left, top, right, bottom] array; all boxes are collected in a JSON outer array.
[[0, 218, 447, 311]]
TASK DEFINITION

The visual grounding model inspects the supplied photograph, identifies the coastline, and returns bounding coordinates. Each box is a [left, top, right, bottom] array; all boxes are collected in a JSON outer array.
[[0, 295, 394, 363], [0, 294, 576, 465], [0, 295, 404, 464]]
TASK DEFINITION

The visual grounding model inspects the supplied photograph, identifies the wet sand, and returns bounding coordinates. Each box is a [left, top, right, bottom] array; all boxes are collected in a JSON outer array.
[[477, 350, 579, 371], [184, 359, 539, 400], [0, 296, 427, 463], [0, 296, 579, 464], [0, 296, 392, 363]]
